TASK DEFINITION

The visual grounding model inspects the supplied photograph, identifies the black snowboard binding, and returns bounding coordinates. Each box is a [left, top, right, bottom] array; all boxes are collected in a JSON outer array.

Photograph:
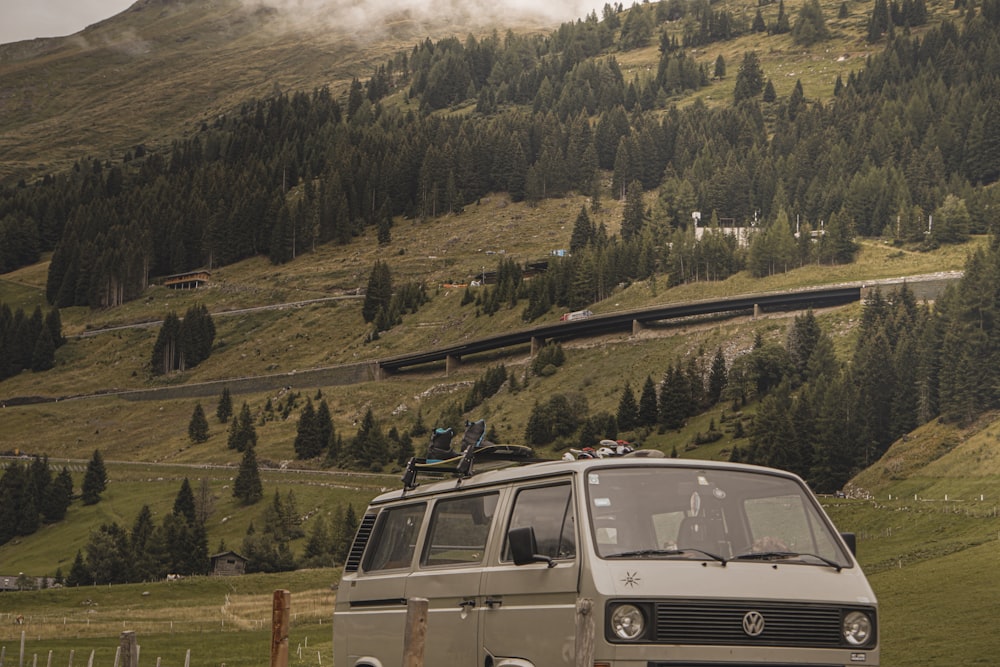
[[426, 427, 458, 461]]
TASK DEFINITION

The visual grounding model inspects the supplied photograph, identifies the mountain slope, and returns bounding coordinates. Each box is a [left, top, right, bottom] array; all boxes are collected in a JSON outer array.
[[0, 0, 562, 182]]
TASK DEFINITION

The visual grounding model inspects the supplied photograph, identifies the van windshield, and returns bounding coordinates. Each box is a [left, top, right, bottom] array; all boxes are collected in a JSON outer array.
[[586, 466, 850, 567]]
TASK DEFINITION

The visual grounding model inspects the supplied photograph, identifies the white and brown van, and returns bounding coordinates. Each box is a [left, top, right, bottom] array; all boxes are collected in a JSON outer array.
[[333, 456, 878, 666]]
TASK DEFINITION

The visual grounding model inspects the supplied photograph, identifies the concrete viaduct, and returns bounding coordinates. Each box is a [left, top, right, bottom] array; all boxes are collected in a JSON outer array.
[[376, 285, 860, 378], [374, 273, 960, 378]]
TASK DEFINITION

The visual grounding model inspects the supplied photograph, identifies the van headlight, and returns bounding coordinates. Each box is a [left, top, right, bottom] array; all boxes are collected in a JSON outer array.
[[610, 604, 645, 640], [843, 611, 873, 646]]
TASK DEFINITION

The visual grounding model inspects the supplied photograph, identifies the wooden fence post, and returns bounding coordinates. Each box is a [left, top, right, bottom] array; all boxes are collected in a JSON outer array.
[[575, 598, 595, 667], [119, 632, 138, 667], [19, 630, 25, 667], [402, 598, 428, 667], [270, 590, 291, 667]]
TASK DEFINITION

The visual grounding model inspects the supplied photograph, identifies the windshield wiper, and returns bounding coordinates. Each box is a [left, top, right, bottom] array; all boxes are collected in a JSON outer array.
[[734, 551, 843, 572], [606, 548, 728, 565]]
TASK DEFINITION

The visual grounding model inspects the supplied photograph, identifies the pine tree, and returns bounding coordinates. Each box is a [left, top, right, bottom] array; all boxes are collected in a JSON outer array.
[[616, 382, 638, 431], [81, 449, 107, 505], [42, 466, 73, 522], [173, 478, 198, 525], [316, 399, 334, 455], [749, 383, 804, 476], [233, 444, 263, 505], [178, 304, 216, 369], [931, 195, 971, 245], [303, 513, 335, 567], [151, 312, 182, 375], [130, 504, 161, 582], [637, 376, 659, 427], [294, 398, 323, 459], [714, 54, 727, 78], [362, 260, 393, 324], [792, 0, 830, 46], [31, 324, 56, 372], [66, 550, 90, 587], [28, 455, 51, 511], [86, 522, 131, 584], [708, 348, 728, 404], [774, 0, 791, 33], [570, 206, 595, 253], [867, 0, 891, 41], [45, 308, 64, 348], [762, 79, 777, 103], [188, 402, 210, 443], [787, 309, 823, 381], [525, 400, 554, 445], [733, 51, 765, 103], [658, 365, 688, 430], [352, 407, 389, 470], [217, 386, 233, 423], [621, 180, 646, 242], [228, 402, 258, 452]]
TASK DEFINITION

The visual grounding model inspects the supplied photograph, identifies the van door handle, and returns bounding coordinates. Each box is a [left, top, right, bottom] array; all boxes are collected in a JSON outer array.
[[459, 599, 476, 609], [484, 596, 503, 608]]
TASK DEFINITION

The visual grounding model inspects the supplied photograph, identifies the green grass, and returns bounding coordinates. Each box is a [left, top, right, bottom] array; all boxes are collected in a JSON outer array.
[[0, 462, 393, 575], [869, 539, 1000, 665], [0, 570, 338, 667]]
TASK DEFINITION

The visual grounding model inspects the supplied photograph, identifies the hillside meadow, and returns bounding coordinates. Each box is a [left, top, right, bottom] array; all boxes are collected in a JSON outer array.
[[1, 443, 999, 666]]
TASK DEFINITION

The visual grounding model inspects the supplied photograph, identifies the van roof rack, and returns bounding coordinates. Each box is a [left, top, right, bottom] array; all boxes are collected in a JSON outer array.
[[401, 443, 542, 491]]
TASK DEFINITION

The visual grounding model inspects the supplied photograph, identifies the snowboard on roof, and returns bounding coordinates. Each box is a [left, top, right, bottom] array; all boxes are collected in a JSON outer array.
[[403, 419, 538, 490]]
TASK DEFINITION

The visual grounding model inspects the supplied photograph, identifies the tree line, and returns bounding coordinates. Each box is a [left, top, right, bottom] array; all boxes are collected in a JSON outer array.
[[151, 304, 216, 374], [55, 470, 361, 583], [0, 449, 106, 549], [0, 303, 64, 381], [0, 455, 74, 547], [0, 3, 996, 312]]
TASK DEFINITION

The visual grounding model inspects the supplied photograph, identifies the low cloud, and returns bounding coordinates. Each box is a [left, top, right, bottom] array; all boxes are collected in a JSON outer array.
[[244, 0, 603, 39]]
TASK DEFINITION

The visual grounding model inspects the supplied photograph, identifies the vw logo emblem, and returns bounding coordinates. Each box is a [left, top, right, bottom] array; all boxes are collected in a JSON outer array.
[[742, 610, 766, 637]]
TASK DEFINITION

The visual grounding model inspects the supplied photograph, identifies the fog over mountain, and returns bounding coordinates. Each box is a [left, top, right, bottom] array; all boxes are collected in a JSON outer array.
[[243, 0, 604, 37]]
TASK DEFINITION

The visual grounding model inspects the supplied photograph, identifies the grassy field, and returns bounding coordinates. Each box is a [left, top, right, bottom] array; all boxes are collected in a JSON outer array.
[[0, 462, 393, 575], [0, 570, 338, 667], [2, 491, 998, 666]]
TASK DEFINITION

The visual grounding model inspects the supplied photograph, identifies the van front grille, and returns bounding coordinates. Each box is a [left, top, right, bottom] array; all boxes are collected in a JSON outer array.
[[653, 601, 854, 648]]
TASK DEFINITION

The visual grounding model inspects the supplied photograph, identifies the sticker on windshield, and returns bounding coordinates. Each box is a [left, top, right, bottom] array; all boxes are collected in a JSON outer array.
[[594, 497, 611, 507], [588, 473, 600, 485]]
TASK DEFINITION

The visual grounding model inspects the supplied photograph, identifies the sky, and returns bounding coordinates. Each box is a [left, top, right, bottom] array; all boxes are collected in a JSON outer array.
[[0, 0, 135, 45], [0, 0, 602, 46]]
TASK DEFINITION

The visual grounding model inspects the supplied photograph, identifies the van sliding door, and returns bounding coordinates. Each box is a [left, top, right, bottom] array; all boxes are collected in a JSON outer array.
[[482, 482, 579, 666], [405, 492, 500, 665]]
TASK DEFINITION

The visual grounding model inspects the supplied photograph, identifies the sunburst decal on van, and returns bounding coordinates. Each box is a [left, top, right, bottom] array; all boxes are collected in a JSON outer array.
[[622, 571, 641, 588]]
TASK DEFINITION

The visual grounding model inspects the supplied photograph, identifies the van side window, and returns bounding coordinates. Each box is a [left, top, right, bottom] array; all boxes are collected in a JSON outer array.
[[363, 503, 426, 571], [422, 493, 499, 567], [504, 483, 575, 561]]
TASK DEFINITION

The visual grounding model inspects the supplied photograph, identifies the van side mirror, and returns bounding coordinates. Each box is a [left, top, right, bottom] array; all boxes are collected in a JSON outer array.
[[841, 532, 857, 556], [508, 526, 555, 567]]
